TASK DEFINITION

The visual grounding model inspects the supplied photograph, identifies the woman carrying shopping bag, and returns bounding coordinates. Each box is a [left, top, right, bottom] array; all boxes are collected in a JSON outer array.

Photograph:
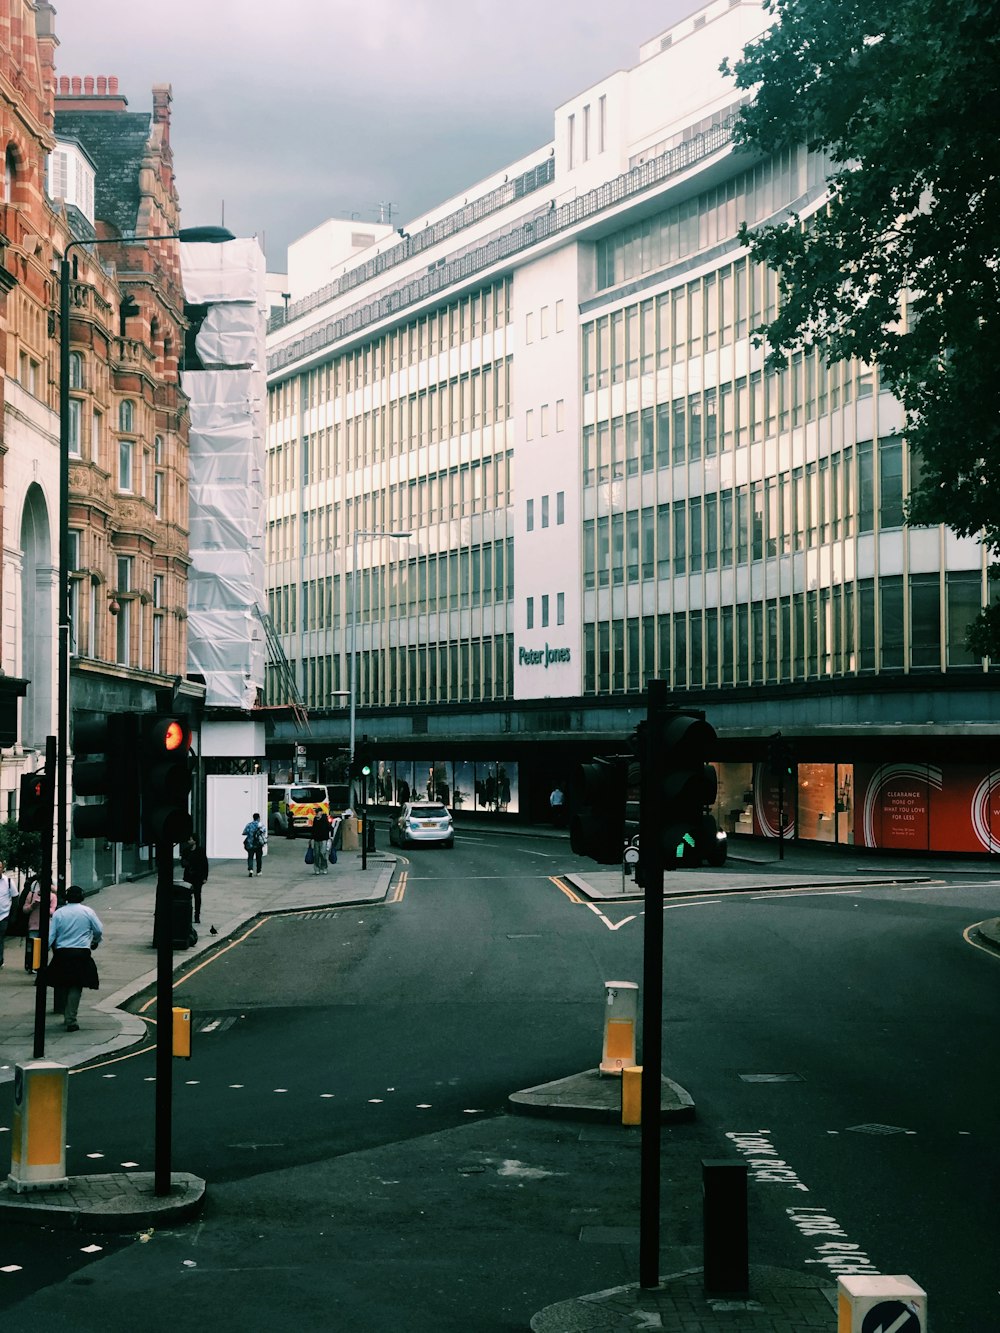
[[309, 810, 332, 874]]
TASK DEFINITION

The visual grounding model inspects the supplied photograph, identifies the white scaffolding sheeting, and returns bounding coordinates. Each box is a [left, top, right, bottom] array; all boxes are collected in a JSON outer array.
[[195, 303, 266, 369], [182, 237, 268, 710]]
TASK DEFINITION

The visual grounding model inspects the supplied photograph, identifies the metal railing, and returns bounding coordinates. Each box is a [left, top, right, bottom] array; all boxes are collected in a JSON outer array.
[[268, 114, 739, 376], [268, 157, 555, 334]]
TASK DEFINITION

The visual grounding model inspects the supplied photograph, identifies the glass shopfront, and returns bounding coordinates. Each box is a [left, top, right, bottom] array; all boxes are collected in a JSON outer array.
[[363, 758, 519, 815]]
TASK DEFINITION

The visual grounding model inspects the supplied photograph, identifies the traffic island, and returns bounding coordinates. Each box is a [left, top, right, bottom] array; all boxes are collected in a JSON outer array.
[[508, 1067, 694, 1123], [530, 1264, 836, 1331], [0, 1171, 206, 1230]]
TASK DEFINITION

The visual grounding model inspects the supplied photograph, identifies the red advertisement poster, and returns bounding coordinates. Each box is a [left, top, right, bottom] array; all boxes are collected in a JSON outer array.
[[752, 766, 795, 838], [855, 764, 1000, 853]]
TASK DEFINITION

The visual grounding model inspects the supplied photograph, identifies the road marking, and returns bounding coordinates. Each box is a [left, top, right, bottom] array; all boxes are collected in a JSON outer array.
[[751, 888, 864, 900], [390, 870, 408, 903], [663, 897, 722, 910], [582, 901, 637, 931], [550, 876, 583, 904], [964, 920, 1000, 960]]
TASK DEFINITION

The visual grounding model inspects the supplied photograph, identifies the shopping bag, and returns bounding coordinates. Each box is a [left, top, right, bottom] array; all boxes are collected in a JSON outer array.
[[304, 845, 315, 865]]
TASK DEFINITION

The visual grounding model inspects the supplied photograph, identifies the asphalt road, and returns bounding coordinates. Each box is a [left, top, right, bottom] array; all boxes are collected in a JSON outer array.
[[2, 832, 999, 1329]]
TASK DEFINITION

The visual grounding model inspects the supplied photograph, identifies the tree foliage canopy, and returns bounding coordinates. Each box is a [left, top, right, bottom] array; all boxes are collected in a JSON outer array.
[[722, 0, 1000, 653]]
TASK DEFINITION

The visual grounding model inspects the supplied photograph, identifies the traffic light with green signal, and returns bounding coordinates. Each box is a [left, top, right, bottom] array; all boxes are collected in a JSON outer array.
[[643, 704, 725, 869], [139, 714, 193, 844], [767, 732, 794, 778], [72, 712, 141, 842]]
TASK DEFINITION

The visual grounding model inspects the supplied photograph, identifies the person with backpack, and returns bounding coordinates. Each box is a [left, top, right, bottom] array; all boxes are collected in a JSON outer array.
[[242, 812, 267, 876]]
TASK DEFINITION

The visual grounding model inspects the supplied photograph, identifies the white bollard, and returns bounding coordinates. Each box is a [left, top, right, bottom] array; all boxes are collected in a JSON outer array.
[[600, 980, 638, 1076], [837, 1275, 926, 1332], [7, 1060, 69, 1193]]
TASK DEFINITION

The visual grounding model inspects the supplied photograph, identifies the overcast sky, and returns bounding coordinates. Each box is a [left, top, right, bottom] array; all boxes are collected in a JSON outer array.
[[52, 0, 701, 271]]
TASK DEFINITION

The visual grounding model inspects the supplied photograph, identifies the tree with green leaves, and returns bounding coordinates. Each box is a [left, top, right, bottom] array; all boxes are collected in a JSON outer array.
[[722, 0, 1000, 654]]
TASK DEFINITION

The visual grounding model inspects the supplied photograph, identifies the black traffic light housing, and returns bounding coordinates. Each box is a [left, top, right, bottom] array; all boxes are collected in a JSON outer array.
[[569, 757, 634, 865], [139, 714, 193, 845], [643, 704, 724, 869], [73, 712, 141, 842], [767, 732, 794, 778], [18, 769, 52, 836]]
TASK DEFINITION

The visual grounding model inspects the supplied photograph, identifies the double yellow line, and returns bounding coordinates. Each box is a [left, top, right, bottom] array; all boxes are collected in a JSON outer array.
[[390, 870, 408, 904], [550, 875, 583, 903]]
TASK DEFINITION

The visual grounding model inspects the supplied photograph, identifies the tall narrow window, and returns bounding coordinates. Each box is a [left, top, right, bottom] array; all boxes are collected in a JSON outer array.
[[527, 596, 535, 630], [118, 440, 133, 492], [68, 400, 82, 457]]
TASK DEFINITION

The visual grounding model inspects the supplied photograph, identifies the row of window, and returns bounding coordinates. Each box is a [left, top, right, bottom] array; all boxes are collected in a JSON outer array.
[[269, 357, 513, 492], [269, 278, 513, 415], [268, 539, 515, 637], [595, 144, 834, 293], [582, 572, 984, 695], [526, 593, 566, 631], [582, 360, 870, 482], [268, 453, 514, 566], [274, 633, 515, 712], [526, 492, 566, 532], [583, 439, 909, 587]]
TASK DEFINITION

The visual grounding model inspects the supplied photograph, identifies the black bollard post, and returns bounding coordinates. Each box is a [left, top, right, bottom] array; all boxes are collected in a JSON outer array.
[[702, 1160, 749, 1297]]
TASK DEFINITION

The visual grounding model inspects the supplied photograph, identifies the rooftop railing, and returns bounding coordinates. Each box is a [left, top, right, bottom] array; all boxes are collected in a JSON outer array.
[[268, 113, 739, 376]]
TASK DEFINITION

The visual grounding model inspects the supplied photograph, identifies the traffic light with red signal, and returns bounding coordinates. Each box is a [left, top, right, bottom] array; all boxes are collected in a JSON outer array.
[[139, 715, 193, 844], [18, 769, 52, 836], [72, 712, 141, 842]]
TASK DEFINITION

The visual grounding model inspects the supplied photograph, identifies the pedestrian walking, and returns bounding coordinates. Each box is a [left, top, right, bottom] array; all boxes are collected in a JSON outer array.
[[181, 835, 210, 923], [549, 785, 565, 826], [309, 809, 332, 874], [0, 860, 17, 969], [45, 885, 102, 1032], [25, 879, 57, 974], [242, 812, 267, 876]]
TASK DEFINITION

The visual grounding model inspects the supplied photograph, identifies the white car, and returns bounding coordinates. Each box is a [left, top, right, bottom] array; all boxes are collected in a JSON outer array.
[[389, 801, 455, 849]]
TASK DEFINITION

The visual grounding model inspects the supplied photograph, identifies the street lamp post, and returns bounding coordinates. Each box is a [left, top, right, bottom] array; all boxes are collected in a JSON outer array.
[[347, 527, 411, 766], [57, 227, 231, 898], [57, 226, 231, 1197]]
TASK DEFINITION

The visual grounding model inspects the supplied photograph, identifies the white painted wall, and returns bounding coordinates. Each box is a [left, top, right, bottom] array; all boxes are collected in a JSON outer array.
[[206, 772, 267, 860], [512, 246, 583, 699]]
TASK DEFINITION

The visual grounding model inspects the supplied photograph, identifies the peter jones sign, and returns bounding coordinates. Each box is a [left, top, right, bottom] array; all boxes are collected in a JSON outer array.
[[519, 643, 571, 668]]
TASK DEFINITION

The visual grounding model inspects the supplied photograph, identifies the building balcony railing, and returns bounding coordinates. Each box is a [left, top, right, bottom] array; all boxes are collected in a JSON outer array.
[[268, 156, 555, 335], [268, 114, 740, 376]]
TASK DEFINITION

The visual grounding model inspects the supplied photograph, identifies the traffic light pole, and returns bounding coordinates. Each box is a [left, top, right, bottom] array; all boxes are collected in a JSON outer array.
[[154, 837, 175, 1196], [638, 688, 665, 1290], [32, 736, 57, 1059]]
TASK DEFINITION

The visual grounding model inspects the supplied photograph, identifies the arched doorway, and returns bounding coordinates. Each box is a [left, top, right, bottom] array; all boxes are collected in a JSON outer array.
[[19, 483, 55, 749]]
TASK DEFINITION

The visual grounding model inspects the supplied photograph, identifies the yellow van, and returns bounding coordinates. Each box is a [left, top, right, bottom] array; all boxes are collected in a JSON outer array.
[[268, 783, 329, 836]]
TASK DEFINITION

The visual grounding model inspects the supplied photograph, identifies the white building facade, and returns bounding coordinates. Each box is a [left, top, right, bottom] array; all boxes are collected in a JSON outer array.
[[265, 0, 998, 852]]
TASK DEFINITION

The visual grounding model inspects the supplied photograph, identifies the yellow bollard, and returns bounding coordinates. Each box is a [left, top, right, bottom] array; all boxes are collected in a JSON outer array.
[[600, 981, 638, 1075], [32, 936, 42, 970], [172, 1007, 192, 1059], [7, 1060, 69, 1193], [621, 1065, 642, 1125]]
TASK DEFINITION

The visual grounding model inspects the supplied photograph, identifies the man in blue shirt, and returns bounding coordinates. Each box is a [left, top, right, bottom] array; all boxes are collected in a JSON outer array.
[[47, 885, 103, 1032]]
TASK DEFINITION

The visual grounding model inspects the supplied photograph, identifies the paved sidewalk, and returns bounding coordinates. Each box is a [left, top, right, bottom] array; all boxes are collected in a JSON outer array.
[[0, 833, 396, 1227]]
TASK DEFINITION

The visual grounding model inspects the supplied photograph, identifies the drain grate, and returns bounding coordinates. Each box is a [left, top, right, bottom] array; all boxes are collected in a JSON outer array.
[[738, 1072, 803, 1083], [845, 1122, 909, 1135]]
